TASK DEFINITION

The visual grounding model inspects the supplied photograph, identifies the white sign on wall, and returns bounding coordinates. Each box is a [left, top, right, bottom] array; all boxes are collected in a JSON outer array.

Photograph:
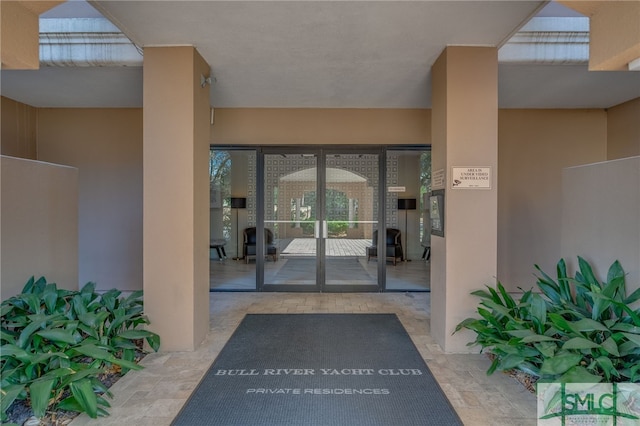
[[431, 169, 445, 190], [388, 186, 406, 192], [451, 167, 491, 189]]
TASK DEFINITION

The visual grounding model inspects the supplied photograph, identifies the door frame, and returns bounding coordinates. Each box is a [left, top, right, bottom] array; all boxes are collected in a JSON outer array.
[[257, 146, 387, 292]]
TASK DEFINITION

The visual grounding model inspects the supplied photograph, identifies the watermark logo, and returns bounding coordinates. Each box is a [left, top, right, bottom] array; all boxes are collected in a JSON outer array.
[[537, 383, 640, 425]]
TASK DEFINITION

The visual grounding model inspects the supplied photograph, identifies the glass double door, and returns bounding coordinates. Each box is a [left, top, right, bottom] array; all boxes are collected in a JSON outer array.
[[259, 148, 382, 292]]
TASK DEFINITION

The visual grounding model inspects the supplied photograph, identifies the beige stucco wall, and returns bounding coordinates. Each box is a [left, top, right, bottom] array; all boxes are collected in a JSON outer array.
[[200, 105, 633, 321], [579, 1, 640, 71], [3, 99, 636, 307], [497, 109, 607, 291], [607, 97, 640, 160], [1, 156, 78, 299], [562, 157, 640, 294], [37, 108, 143, 291], [211, 108, 430, 145], [1, 96, 37, 160], [0, 1, 39, 69]]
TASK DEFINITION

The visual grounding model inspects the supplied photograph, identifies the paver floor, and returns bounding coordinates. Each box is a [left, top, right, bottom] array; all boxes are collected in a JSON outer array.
[[69, 292, 537, 426]]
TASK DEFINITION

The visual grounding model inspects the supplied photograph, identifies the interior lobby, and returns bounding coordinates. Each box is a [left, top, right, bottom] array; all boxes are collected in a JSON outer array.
[[208, 148, 433, 293]]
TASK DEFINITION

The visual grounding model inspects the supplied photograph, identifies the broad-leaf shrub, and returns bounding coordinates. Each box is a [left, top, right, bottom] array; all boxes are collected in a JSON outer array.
[[455, 258, 640, 383], [1, 277, 160, 422]]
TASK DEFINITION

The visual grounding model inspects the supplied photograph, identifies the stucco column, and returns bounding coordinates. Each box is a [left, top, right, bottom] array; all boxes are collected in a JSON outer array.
[[430, 47, 498, 353], [143, 46, 211, 351]]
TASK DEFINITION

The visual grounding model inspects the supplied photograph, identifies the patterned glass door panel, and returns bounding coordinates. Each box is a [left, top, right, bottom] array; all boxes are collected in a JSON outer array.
[[263, 153, 319, 289], [323, 154, 379, 290]]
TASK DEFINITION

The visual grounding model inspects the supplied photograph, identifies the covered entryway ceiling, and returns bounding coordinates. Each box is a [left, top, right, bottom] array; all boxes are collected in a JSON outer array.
[[2, 1, 639, 108], [90, 0, 545, 108]]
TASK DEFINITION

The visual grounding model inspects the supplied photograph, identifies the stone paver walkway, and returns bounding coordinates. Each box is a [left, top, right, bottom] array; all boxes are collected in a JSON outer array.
[[69, 293, 537, 425], [280, 238, 371, 257]]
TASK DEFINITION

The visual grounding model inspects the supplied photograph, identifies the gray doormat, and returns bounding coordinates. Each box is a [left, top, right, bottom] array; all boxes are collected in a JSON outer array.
[[172, 314, 462, 426]]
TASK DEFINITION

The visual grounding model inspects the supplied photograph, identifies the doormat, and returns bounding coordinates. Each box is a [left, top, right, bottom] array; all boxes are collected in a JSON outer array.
[[172, 314, 462, 426]]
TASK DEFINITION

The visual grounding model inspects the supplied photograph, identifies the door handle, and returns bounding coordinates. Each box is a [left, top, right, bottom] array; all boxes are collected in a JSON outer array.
[[314, 221, 328, 238]]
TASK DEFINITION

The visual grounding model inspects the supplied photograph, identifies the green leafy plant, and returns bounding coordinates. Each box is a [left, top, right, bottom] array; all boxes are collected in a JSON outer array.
[[327, 221, 349, 237], [300, 219, 316, 236], [455, 257, 640, 384], [1, 277, 160, 422]]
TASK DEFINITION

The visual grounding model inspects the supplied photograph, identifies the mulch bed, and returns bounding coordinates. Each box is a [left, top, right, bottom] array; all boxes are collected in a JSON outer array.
[[486, 352, 538, 393], [505, 367, 538, 393]]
